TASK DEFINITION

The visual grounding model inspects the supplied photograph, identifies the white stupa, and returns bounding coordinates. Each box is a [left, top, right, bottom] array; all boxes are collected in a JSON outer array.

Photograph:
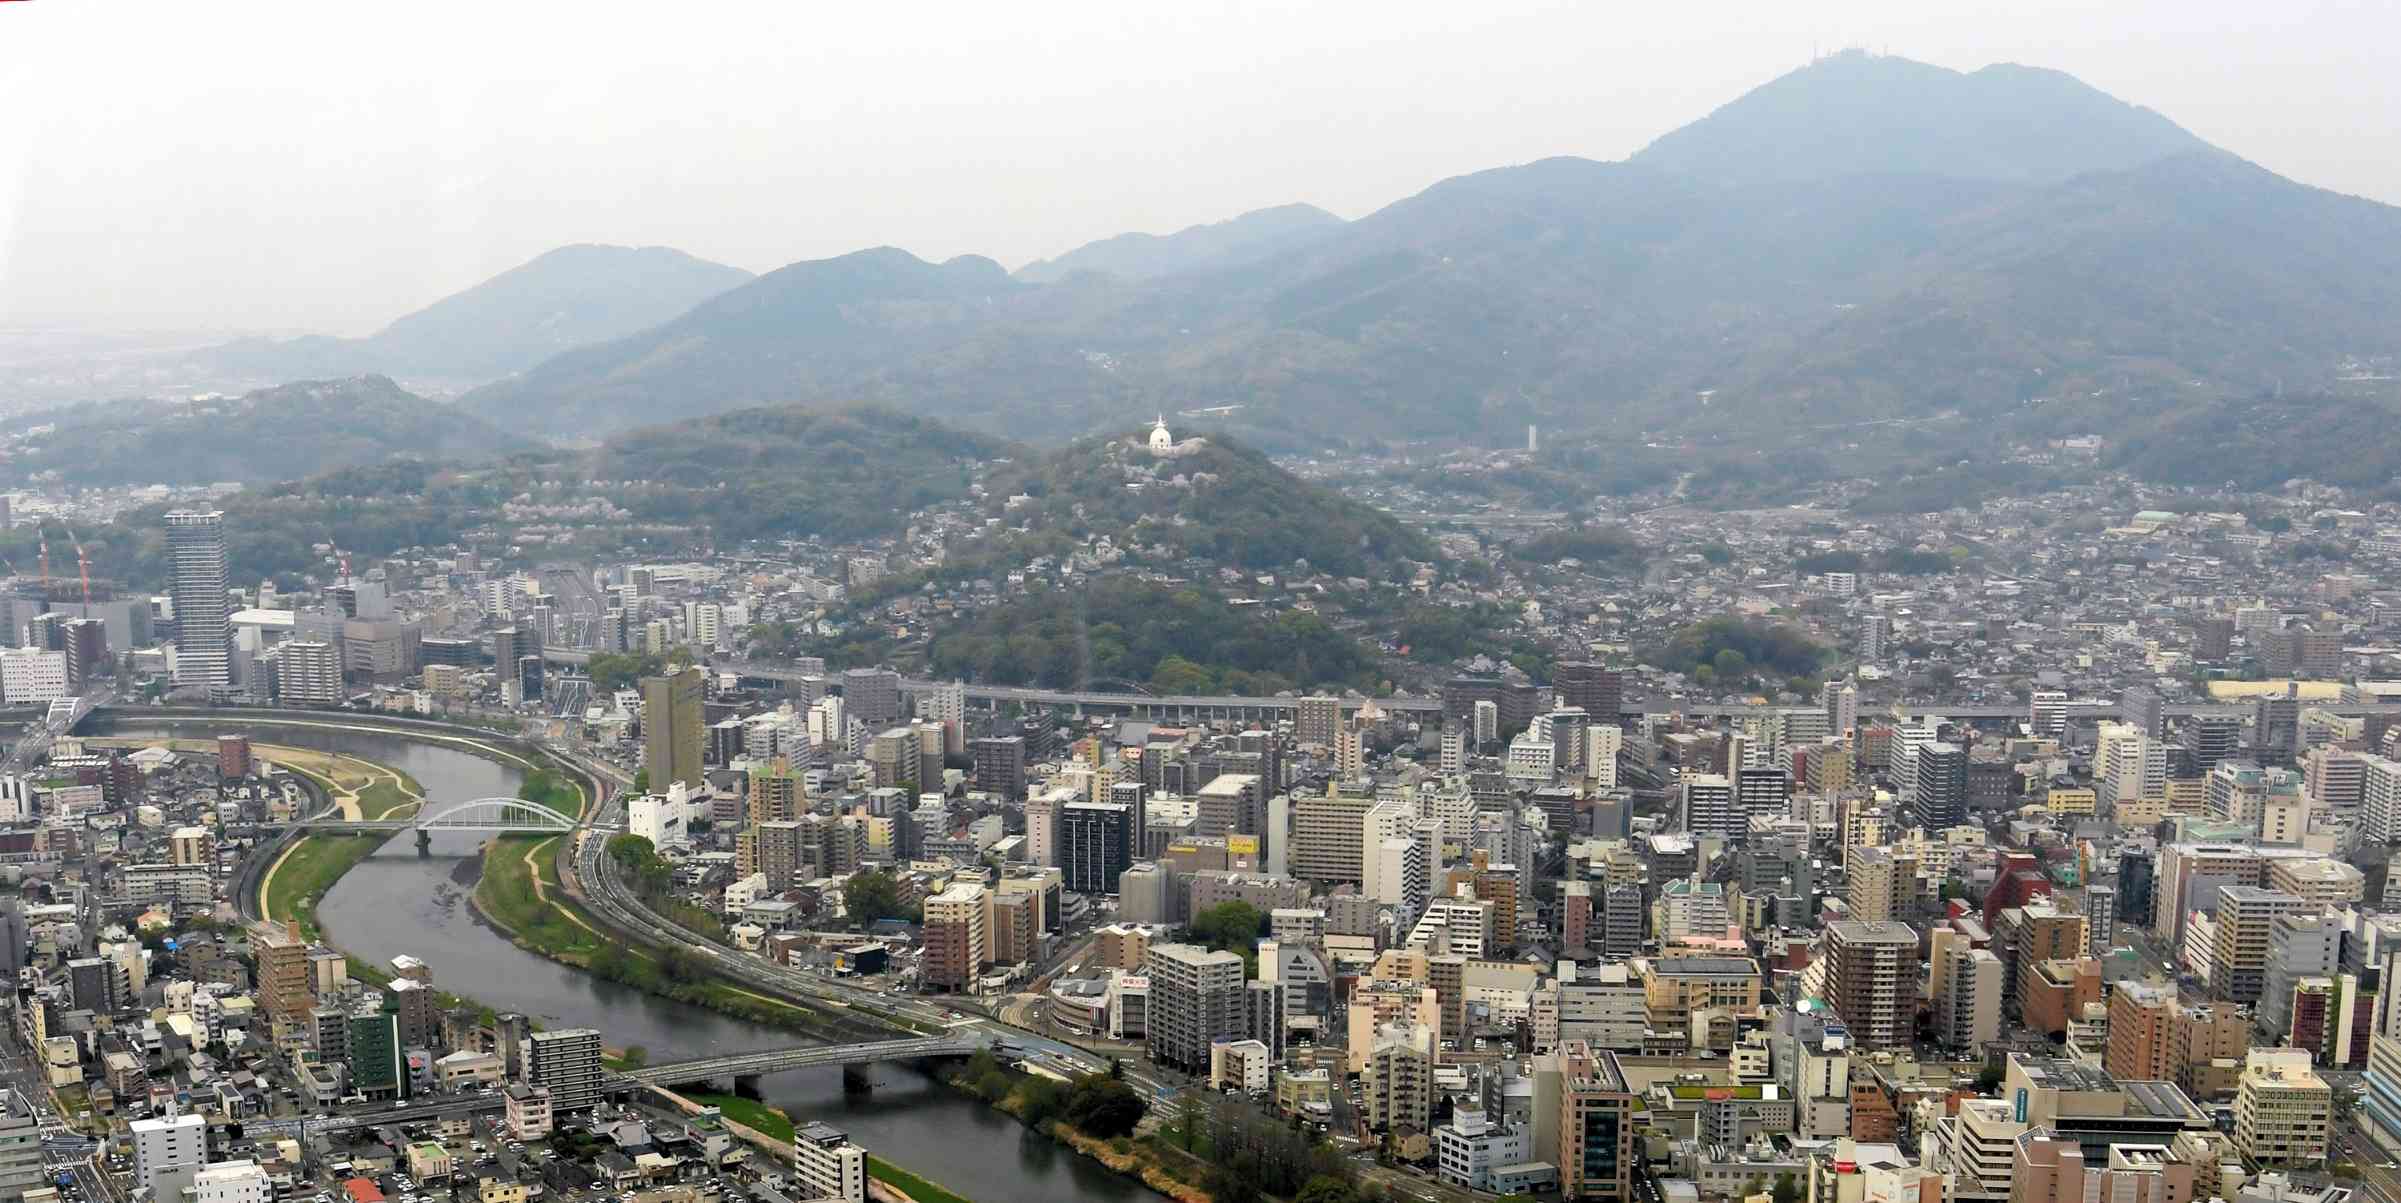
[[1148, 415, 1174, 454]]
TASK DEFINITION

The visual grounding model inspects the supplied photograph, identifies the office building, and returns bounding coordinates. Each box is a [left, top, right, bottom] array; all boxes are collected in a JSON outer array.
[[1823, 921, 1918, 1049], [131, 1113, 206, 1203], [2233, 1050, 2330, 1168], [1146, 942, 1247, 1073], [1931, 935, 2002, 1052], [165, 510, 233, 691], [525, 1028, 603, 1112], [60, 618, 106, 690], [2005, 1133, 2196, 1203], [1910, 741, 1968, 830], [642, 667, 705, 791], [791, 1123, 867, 1203], [2213, 887, 2309, 1005], [1061, 802, 1133, 895], [272, 639, 342, 706], [1291, 792, 1373, 885], [1555, 662, 1624, 729], [1681, 774, 1738, 838], [841, 668, 902, 729], [191, 1160, 271, 1203], [1538, 1042, 1635, 1203], [0, 1094, 41, 1202], [1195, 773, 1266, 851], [1296, 695, 1344, 747], [972, 736, 1027, 801], [349, 1005, 405, 1100], [0, 648, 65, 705], [923, 883, 989, 992]]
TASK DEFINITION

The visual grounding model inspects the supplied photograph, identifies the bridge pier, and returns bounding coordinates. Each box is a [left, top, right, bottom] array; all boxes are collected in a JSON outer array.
[[415, 829, 433, 854], [734, 1074, 764, 1099], [841, 1065, 872, 1096]]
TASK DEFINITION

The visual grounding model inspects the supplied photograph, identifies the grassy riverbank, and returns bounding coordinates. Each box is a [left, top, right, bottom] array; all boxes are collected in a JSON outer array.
[[469, 835, 877, 1039], [867, 1158, 975, 1203], [684, 1096, 973, 1203], [258, 833, 384, 938], [688, 1094, 792, 1142]]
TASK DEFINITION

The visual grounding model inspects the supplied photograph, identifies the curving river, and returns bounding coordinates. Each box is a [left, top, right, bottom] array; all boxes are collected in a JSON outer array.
[[113, 724, 1157, 1203]]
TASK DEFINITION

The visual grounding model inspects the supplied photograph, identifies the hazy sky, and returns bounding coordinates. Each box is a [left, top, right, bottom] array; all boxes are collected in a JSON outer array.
[[2, 0, 2395, 334]]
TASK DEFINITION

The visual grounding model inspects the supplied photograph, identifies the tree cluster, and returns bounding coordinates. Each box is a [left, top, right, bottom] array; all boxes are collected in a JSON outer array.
[[1640, 616, 1826, 684], [927, 578, 1378, 694], [843, 869, 919, 926], [1179, 1095, 1355, 1203]]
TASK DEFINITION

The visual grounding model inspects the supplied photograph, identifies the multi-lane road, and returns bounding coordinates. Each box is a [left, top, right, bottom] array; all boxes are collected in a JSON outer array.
[[546, 745, 1186, 1101], [2, 1032, 121, 1203]]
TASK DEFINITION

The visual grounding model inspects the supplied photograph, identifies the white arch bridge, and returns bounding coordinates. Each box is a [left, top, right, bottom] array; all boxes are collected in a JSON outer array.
[[293, 797, 583, 834]]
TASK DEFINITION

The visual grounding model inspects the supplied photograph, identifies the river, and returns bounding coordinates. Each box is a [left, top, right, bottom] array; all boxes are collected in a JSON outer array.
[[114, 724, 1159, 1203]]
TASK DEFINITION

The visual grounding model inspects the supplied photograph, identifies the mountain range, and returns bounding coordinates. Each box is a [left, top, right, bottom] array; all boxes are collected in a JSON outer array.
[[422, 51, 2399, 447], [187, 244, 753, 388]]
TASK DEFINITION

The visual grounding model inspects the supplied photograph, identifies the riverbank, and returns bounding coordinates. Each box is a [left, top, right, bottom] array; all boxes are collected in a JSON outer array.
[[173, 716, 1143, 1203], [258, 833, 385, 938], [948, 1055, 1209, 1203], [682, 1093, 974, 1203], [468, 834, 878, 1041]]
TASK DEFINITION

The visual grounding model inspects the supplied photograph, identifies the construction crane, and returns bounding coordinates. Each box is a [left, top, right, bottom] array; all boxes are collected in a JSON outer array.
[[65, 525, 93, 605]]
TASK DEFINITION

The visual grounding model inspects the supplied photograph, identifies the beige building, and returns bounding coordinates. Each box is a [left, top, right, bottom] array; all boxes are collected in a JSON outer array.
[[1290, 791, 1374, 884], [1535, 1041, 1635, 1203], [2233, 1049, 2329, 1168], [922, 882, 989, 993], [2211, 887, 2308, 1005], [1636, 956, 1761, 1032], [1361, 1022, 1434, 1134], [2264, 858, 2364, 909], [1845, 848, 1917, 923], [1930, 930, 2001, 1052]]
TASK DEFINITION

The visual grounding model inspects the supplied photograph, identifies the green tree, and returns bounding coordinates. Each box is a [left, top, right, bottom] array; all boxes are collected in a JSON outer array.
[[1148, 655, 1217, 695], [1773, 1174, 1801, 1203], [631, 767, 650, 792], [1063, 1075, 1148, 1138], [1297, 1177, 1360, 1203], [845, 869, 916, 925], [1189, 901, 1266, 954]]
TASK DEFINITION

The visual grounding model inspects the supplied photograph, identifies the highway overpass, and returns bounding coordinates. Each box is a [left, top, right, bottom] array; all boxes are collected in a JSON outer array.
[[542, 650, 2396, 722]]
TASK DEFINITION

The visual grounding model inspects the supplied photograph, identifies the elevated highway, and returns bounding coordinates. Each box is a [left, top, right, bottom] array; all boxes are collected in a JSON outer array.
[[540, 651, 2401, 723]]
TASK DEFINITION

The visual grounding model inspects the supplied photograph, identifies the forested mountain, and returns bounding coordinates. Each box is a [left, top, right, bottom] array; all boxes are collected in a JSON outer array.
[[1013, 204, 1345, 282], [978, 427, 1434, 578], [0, 403, 1011, 588], [192, 244, 753, 386], [456, 249, 1064, 435], [443, 52, 2401, 449], [1627, 52, 2207, 185], [2, 375, 529, 486]]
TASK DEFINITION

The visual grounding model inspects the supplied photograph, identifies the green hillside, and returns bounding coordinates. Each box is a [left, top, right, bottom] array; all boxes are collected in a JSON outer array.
[[4, 403, 1012, 588], [926, 578, 1382, 695], [195, 244, 753, 383], [4, 376, 530, 487], [979, 428, 1434, 578]]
